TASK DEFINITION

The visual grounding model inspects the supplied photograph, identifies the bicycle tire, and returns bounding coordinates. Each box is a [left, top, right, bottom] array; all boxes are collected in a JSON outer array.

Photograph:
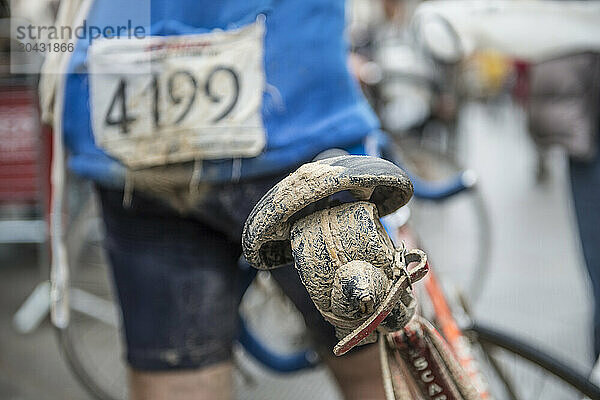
[[235, 271, 341, 400], [57, 324, 122, 400], [56, 269, 125, 400], [56, 189, 126, 400], [237, 270, 319, 373], [465, 322, 600, 399]]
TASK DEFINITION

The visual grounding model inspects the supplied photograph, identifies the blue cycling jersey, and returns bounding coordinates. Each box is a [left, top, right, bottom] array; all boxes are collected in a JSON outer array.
[[62, 0, 379, 186]]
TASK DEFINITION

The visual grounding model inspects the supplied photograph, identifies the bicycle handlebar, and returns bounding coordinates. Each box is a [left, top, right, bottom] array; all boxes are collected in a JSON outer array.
[[411, 169, 477, 201], [377, 134, 478, 201]]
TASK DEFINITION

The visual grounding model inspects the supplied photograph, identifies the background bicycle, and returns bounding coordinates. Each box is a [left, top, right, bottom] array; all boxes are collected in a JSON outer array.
[[349, 0, 500, 305]]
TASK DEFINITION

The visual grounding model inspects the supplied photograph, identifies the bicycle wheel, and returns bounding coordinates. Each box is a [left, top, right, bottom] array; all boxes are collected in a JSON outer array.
[[466, 323, 600, 400], [235, 270, 341, 400], [237, 270, 317, 369], [391, 136, 492, 303], [57, 190, 127, 400]]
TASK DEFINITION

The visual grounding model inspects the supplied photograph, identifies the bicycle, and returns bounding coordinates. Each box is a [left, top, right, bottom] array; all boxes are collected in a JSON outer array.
[[352, 31, 493, 304], [241, 154, 600, 400], [53, 152, 600, 400]]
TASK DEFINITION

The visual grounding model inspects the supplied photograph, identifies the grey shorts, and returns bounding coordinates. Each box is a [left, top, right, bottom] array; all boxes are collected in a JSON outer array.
[[97, 174, 342, 371]]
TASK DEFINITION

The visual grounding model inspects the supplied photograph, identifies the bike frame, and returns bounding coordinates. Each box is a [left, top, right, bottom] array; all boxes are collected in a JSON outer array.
[[235, 142, 490, 398], [371, 222, 489, 400]]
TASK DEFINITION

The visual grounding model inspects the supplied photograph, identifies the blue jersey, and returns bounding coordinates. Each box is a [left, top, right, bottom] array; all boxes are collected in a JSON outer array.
[[62, 0, 379, 186]]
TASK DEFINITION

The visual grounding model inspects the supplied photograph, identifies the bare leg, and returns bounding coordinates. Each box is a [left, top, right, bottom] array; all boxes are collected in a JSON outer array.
[[128, 361, 233, 400], [324, 344, 386, 400]]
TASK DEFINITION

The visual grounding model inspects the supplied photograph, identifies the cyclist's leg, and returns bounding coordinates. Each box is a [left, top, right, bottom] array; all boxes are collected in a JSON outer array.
[[325, 345, 386, 400], [97, 187, 243, 400], [128, 362, 232, 400]]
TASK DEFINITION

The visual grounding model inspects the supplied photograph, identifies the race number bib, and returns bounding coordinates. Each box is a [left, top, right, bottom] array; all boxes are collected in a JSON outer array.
[[88, 21, 266, 168]]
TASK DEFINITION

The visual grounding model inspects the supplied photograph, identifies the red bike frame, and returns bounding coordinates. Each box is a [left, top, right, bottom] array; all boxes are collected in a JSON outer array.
[[379, 224, 491, 400]]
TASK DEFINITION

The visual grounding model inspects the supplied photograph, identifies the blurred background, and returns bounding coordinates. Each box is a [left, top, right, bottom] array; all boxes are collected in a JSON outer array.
[[0, 0, 599, 399]]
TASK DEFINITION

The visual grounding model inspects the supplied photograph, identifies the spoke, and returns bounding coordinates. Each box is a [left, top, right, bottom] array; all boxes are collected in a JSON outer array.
[[70, 288, 120, 327], [481, 343, 519, 400]]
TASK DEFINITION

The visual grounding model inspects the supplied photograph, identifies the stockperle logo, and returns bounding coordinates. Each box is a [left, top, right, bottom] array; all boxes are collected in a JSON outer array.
[[15, 19, 147, 45]]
